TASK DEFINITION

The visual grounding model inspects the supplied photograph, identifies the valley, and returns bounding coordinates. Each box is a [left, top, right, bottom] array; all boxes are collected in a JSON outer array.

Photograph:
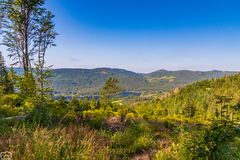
[[50, 68, 237, 95]]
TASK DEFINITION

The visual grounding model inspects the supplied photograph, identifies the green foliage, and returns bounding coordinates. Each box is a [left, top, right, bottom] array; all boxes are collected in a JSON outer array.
[[83, 108, 114, 129], [177, 121, 237, 160], [18, 73, 37, 98], [35, 65, 54, 100], [154, 149, 176, 160], [0, 93, 23, 117], [150, 74, 240, 121], [110, 123, 154, 159], [100, 77, 122, 101], [183, 102, 196, 117], [0, 119, 15, 136], [34, 8, 57, 102], [0, 0, 56, 73], [1, 11, 240, 158], [0, 52, 14, 95], [27, 102, 53, 126]]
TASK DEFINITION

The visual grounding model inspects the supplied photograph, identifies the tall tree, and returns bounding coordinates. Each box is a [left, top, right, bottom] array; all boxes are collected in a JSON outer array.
[[0, 0, 52, 74], [0, 0, 57, 97], [100, 77, 121, 101], [34, 10, 57, 101]]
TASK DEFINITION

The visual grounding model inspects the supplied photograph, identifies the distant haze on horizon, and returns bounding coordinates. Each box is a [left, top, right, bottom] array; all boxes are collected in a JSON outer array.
[[1, 0, 240, 73], [9, 67, 240, 75], [51, 67, 240, 74]]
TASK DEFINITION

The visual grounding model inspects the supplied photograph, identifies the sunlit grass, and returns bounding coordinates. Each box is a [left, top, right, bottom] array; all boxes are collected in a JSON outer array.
[[0, 125, 110, 160]]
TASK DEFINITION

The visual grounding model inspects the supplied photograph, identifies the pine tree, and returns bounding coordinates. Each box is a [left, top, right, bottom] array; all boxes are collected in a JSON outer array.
[[7, 66, 17, 92], [0, 52, 6, 79], [0, 52, 13, 95], [18, 73, 36, 98], [215, 95, 232, 120], [0, 52, 7, 95], [100, 77, 121, 101]]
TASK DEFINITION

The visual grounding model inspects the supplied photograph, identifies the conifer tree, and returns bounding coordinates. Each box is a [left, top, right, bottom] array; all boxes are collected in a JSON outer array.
[[215, 95, 232, 120], [0, 51, 13, 95], [100, 77, 121, 101], [0, 51, 7, 95], [7, 66, 17, 92]]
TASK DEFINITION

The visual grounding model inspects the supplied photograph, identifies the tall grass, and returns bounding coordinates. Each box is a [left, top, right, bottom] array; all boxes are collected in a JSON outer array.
[[0, 125, 110, 160]]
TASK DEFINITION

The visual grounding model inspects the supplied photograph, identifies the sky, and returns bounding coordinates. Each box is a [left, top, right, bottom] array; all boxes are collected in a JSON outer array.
[[2, 0, 240, 73]]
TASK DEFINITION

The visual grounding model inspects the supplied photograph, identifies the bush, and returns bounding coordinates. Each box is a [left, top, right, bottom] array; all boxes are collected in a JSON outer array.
[[83, 109, 114, 129], [26, 102, 55, 126], [125, 112, 135, 121], [177, 121, 237, 160], [110, 123, 154, 159], [0, 94, 23, 117]]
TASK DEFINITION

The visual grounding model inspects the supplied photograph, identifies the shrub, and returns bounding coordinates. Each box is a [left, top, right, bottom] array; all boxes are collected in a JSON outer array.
[[176, 121, 237, 160], [83, 109, 115, 129], [110, 123, 154, 159], [154, 149, 176, 160], [0, 94, 23, 117], [125, 112, 135, 121], [26, 101, 56, 126]]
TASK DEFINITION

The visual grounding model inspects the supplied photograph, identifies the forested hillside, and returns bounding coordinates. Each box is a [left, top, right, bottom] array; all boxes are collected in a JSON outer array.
[[137, 73, 240, 120], [50, 68, 236, 95], [51, 68, 148, 95], [13, 67, 237, 95], [157, 73, 240, 119]]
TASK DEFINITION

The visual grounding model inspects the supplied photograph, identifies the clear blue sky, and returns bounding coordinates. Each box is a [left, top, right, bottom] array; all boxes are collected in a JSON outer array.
[[3, 0, 240, 73]]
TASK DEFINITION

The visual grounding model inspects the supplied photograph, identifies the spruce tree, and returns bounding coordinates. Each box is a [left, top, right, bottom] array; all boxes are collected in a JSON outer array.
[[100, 77, 121, 101], [0, 51, 13, 95]]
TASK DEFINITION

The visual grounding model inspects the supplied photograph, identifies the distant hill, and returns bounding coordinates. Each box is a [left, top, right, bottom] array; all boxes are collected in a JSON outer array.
[[50, 68, 149, 95], [145, 69, 237, 91], [45, 68, 237, 95], [12, 68, 237, 95]]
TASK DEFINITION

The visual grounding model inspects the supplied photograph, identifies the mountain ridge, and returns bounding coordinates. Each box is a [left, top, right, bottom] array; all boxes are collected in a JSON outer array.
[[50, 67, 238, 74], [11, 67, 238, 96], [46, 68, 238, 95]]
